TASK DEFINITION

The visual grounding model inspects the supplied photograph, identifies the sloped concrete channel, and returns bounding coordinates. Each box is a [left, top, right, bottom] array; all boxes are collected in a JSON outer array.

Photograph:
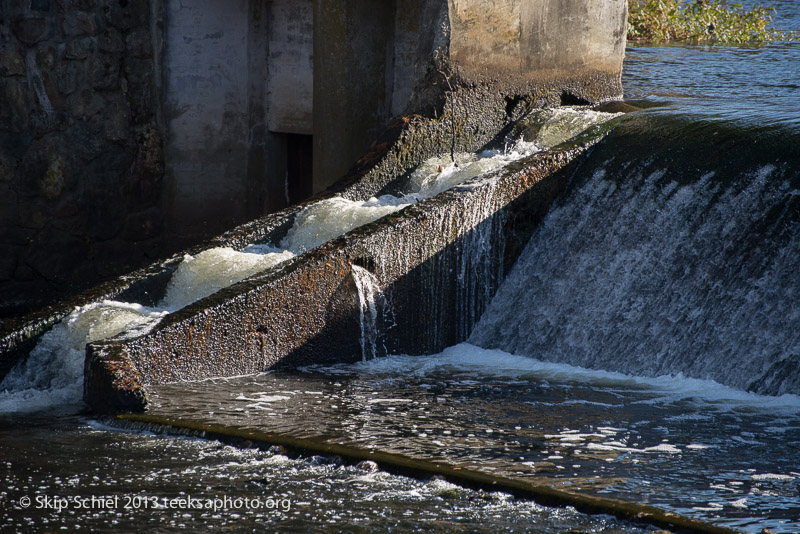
[[84, 138, 596, 413], [0, 107, 525, 381]]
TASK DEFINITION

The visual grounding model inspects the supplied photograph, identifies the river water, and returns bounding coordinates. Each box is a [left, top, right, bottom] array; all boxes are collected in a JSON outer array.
[[3, 4, 800, 532]]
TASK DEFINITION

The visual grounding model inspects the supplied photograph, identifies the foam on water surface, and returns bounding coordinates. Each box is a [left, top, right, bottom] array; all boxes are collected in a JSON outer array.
[[0, 301, 167, 413], [0, 106, 622, 413], [524, 107, 623, 149], [312, 343, 800, 414], [160, 246, 295, 310], [0, 248, 293, 410], [4, 416, 648, 533], [280, 196, 412, 253], [144, 340, 800, 532]]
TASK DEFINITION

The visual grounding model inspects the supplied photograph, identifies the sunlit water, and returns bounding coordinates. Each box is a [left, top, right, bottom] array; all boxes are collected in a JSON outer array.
[[623, 0, 800, 129], [4, 9, 800, 531], [146, 344, 800, 533], [1, 414, 649, 534]]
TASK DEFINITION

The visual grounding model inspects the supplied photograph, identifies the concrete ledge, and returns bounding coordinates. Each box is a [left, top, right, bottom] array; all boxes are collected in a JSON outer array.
[[1, 109, 514, 380], [84, 132, 608, 412], [84, 345, 149, 414], [113, 413, 743, 534]]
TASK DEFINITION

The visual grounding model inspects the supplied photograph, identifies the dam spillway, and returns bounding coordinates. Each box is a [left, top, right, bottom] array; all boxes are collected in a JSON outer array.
[[2, 103, 800, 532], [82, 117, 613, 412], [3, 0, 800, 531]]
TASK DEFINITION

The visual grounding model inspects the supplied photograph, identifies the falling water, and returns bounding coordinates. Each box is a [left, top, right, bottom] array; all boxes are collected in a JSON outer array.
[[351, 265, 383, 361], [469, 121, 800, 395]]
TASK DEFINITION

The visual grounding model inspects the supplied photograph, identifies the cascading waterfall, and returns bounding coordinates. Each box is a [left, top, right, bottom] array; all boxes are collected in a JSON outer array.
[[0, 301, 167, 412], [469, 118, 800, 395], [351, 265, 383, 361], [453, 189, 506, 341]]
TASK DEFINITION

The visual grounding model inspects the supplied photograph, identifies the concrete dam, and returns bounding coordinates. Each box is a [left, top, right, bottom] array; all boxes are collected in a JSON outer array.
[[3, 0, 800, 532], [1, 0, 628, 405]]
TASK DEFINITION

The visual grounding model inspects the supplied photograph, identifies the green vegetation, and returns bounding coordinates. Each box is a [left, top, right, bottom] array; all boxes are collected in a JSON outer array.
[[628, 0, 797, 44]]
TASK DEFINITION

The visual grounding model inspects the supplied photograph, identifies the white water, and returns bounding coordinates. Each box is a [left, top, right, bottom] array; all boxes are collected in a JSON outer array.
[[469, 162, 800, 394], [328, 343, 800, 414], [0, 301, 168, 413], [161, 246, 295, 311], [281, 196, 412, 253], [352, 265, 382, 361], [0, 107, 619, 413]]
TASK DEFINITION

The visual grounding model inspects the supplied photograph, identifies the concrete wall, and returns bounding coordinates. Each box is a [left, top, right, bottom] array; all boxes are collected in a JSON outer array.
[[312, 0, 627, 193], [1, 0, 626, 317], [163, 0, 314, 250], [267, 0, 313, 135], [312, 0, 396, 192], [449, 0, 627, 87], [163, 0, 257, 247], [0, 0, 165, 316]]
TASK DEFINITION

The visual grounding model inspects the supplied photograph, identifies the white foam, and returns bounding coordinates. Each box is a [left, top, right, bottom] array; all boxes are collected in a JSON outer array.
[[404, 138, 540, 199], [160, 246, 294, 310], [0, 301, 167, 413], [751, 473, 795, 481], [643, 443, 681, 454], [321, 343, 800, 413], [730, 498, 749, 509], [281, 196, 411, 253]]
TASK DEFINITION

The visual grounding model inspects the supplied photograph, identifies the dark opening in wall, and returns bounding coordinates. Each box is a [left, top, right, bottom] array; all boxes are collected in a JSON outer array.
[[286, 134, 313, 204]]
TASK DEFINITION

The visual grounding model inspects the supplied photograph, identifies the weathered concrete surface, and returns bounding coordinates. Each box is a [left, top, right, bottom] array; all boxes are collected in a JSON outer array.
[[312, 0, 398, 193], [1, 0, 625, 317], [0, 0, 317, 315], [267, 0, 313, 135], [114, 415, 744, 534], [449, 0, 626, 89], [162, 0, 317, 251], [84, 128, 607, 412], [163, 0, 262, 247], [313, 0, 627, 192], [1, 107, 476, 379], [1, 104, 454, 380], [0, 200, 298, 383]]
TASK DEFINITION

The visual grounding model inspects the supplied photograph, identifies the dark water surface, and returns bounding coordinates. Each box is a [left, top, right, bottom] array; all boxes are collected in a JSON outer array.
[[4, 4, 800, 533], [147, 347, 800, 533], [0, 413, 654, 534]]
